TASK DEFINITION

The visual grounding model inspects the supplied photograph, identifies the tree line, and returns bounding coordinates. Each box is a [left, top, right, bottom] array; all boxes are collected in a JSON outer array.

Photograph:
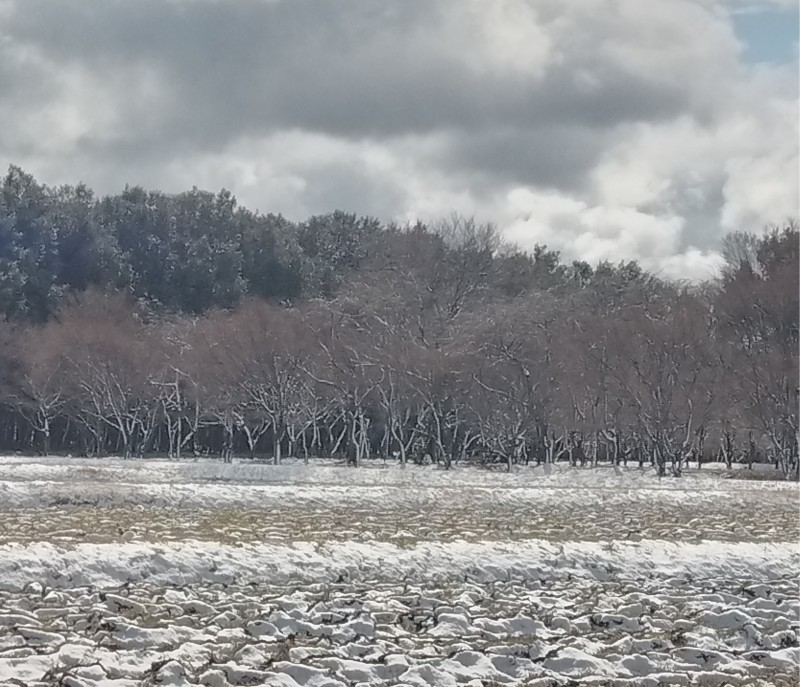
[[0, 166, 797, 476]]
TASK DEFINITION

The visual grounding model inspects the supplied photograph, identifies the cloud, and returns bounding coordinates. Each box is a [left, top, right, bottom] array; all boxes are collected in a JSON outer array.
[[722, 0, 798, 14], [0, 0, 796, 279]]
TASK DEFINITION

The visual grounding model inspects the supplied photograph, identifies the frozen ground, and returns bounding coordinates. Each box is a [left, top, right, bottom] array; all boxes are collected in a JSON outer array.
[[0, 457, 797, 686]]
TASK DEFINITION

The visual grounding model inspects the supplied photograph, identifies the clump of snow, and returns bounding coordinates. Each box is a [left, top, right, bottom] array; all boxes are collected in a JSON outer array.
[[0, 538, 796, 592]]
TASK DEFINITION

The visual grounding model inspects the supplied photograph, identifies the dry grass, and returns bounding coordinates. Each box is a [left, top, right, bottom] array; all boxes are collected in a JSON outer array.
[[0, 494, 796, 547]]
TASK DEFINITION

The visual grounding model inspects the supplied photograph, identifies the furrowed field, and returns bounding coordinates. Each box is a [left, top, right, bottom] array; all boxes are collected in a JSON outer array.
[[0, 457, 797, 687]]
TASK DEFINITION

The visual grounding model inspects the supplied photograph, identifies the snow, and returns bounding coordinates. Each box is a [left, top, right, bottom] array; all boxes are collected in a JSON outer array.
[[0, 456, 797, 686], [0, 454, 796, 491], [1, 538, 795, 594]]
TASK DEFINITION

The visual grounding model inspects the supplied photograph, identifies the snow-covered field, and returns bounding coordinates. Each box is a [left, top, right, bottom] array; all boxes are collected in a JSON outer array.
[[0, 457, 797, 686]]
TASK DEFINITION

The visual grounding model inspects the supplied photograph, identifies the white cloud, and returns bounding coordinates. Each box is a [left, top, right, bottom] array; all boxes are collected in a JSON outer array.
[[504, 187, 683, 261], [446, 0, 554, 79], [721, 0, 798, 14], [0, 0, 795, 281]]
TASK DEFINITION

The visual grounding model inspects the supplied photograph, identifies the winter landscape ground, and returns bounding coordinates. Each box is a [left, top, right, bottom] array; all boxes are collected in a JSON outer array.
[[0, 457, 797, 687]]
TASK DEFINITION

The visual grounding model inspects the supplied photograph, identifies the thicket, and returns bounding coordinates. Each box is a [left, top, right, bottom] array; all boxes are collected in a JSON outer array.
[[1, 166, 797, 477]]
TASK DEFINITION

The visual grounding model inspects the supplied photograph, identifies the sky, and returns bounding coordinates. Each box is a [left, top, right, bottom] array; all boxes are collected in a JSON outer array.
[[0, 0, 797, 280]]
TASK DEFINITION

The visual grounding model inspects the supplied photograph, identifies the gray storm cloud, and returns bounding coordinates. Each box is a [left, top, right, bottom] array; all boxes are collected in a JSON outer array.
[[0, 0, 796, 278]]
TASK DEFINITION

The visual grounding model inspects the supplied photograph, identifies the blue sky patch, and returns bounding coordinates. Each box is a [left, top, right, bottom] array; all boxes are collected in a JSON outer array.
[[732, 6, 799, 65]]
